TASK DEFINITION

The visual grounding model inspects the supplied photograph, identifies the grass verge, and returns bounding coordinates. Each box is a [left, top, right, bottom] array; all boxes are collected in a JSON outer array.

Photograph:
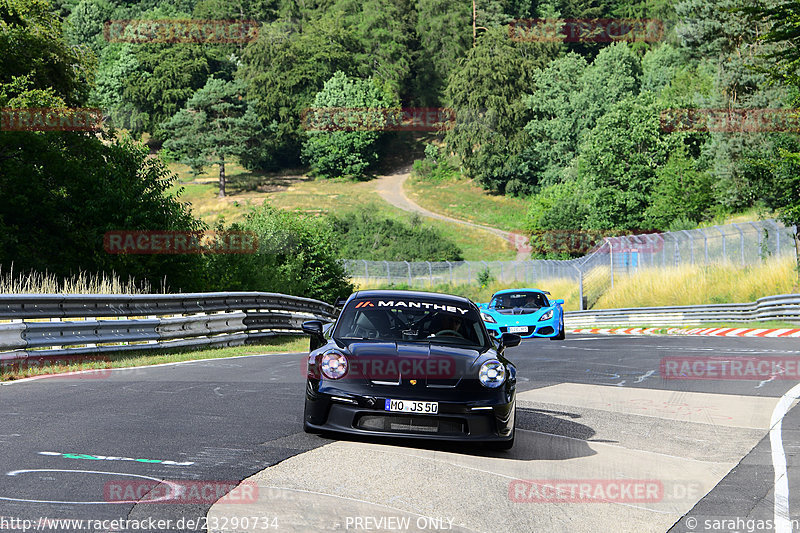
[[170, 163, 516, 260], [594, 256, 798, 308], [0, 336, 308, 382], [405, 172, 530, 232]]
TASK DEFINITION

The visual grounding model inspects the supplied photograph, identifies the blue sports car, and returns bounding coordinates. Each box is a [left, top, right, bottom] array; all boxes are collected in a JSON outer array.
[[478, 289, 565, 341]]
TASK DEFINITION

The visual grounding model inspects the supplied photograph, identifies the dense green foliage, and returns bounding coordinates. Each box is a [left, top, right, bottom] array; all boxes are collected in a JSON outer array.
[[327, 211, 463, 262], [0, 0, 354, 301], [205, 206, 355, 302], [4, 0, 800, 274], [301, 71, 398, 179]]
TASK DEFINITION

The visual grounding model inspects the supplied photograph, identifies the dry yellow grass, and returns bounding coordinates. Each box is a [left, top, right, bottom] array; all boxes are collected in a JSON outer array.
[[0, 267, 152, 294], [594, 256, 798, 308]]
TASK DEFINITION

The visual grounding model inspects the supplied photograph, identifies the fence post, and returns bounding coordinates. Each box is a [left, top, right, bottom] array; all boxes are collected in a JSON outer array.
[[732, 223, 745, 265], [608, 238, 614, 288], [386, 261, 391, 284], [699, 228, 709, 264], [750, 222, 763, 260], [716, 226, 726, 260], [363, 260, 369, 282], [573, 263, 584, 311], [404, 261, 412, 286], [445, 261, 452, 284], [427, 261, 432, 286], [770, 220, 781, 256], [467, 262, 472, 283]]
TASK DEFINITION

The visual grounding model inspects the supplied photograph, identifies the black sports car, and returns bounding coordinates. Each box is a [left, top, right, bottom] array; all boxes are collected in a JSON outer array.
[[301, 290, 520, 450]]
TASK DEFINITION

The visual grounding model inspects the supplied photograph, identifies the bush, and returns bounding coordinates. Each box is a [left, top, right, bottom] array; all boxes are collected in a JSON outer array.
[[327, 210, 463, 261], [203, 206, 354, 303]]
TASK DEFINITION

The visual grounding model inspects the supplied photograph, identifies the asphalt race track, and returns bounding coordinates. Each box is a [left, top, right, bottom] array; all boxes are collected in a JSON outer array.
[[2, 335, 800, 533]]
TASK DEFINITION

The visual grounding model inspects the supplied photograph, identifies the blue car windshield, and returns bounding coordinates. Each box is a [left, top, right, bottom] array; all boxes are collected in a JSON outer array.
[[491, 292, 549, 310], [334, 298, 489, 348]]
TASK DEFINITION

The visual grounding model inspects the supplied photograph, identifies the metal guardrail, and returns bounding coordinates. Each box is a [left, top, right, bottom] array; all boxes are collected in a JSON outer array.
[[564, 294, 800, 327], [0, 292, 337, 366]]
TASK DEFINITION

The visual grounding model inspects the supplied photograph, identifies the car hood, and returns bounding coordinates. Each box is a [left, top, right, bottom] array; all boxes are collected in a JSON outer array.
[[339, 340, 486, 387]]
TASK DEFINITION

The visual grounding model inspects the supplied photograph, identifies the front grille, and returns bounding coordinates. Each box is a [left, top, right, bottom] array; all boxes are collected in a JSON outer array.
[[356, 414, 466, 435]]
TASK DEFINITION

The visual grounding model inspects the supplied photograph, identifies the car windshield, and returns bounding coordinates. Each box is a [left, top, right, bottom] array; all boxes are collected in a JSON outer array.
[[491, 292, 549, 310], [334, 298, 489, 348]]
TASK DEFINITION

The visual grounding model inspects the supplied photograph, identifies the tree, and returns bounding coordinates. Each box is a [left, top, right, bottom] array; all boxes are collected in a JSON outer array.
[[1, 0, 95, 106], [576, 92, 684, 230], [162, 77, 261, 197], [443, 26, 559, 194], [413, 0, 472, 105], [237, 17, 361, 168], [301, 71, 398, 179]]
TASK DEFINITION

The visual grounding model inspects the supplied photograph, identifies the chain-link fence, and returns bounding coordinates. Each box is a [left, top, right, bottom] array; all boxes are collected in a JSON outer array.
[[343, 220, 798, 310]]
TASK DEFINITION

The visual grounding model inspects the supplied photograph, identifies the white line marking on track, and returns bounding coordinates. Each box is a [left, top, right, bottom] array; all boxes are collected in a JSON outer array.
[[770, 382, 800, 533], [1, 469, 180, 504]]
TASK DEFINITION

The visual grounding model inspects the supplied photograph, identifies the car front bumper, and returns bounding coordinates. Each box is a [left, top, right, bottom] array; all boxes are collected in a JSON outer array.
[[304, 387, 515, 442], [485, 321, 558, 339]]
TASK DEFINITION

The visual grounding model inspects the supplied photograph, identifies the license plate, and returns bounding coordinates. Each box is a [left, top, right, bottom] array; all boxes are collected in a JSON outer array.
[[509, 326, 528, 333], [384, 399, 438, 414]]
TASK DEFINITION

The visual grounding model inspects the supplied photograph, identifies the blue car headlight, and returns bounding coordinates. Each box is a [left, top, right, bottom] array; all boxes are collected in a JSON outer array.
[[539, 310, 553, 321], [481, 311, 497, 324], [479, 360, 506, 388]]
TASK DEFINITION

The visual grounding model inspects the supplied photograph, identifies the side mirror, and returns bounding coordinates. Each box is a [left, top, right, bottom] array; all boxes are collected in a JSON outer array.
[[553, 299, 564, 305], [302, 320, 323, 336], [500, 333, 521, 348], [334, 297, 348, 308], [302, 320, 326, 351]]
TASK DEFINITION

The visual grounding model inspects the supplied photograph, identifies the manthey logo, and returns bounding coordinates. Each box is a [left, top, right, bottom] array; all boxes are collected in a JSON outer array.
[[353, 300, 470, 315]]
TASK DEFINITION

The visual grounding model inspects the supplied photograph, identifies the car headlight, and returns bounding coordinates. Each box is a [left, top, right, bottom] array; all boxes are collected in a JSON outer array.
[[320, 351, 348, 380], [481, 312, 497, 324], [479, 360, 506, 388], [539, 310, 553, 321]]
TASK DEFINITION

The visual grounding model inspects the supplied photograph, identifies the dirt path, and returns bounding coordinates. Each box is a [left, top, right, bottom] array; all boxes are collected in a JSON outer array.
[[374, 166, 531, 260]]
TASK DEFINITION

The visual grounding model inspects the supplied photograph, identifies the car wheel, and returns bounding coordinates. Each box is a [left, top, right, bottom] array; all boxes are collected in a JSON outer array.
[[550, 319, 565, 340]]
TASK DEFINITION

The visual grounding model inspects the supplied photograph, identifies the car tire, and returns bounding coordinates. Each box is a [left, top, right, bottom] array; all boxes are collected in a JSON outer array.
[[550, 319, 565, 340]]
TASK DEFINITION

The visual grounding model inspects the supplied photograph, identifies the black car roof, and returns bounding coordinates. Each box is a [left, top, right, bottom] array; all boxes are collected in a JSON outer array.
[[352, 290, 474, 307]]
